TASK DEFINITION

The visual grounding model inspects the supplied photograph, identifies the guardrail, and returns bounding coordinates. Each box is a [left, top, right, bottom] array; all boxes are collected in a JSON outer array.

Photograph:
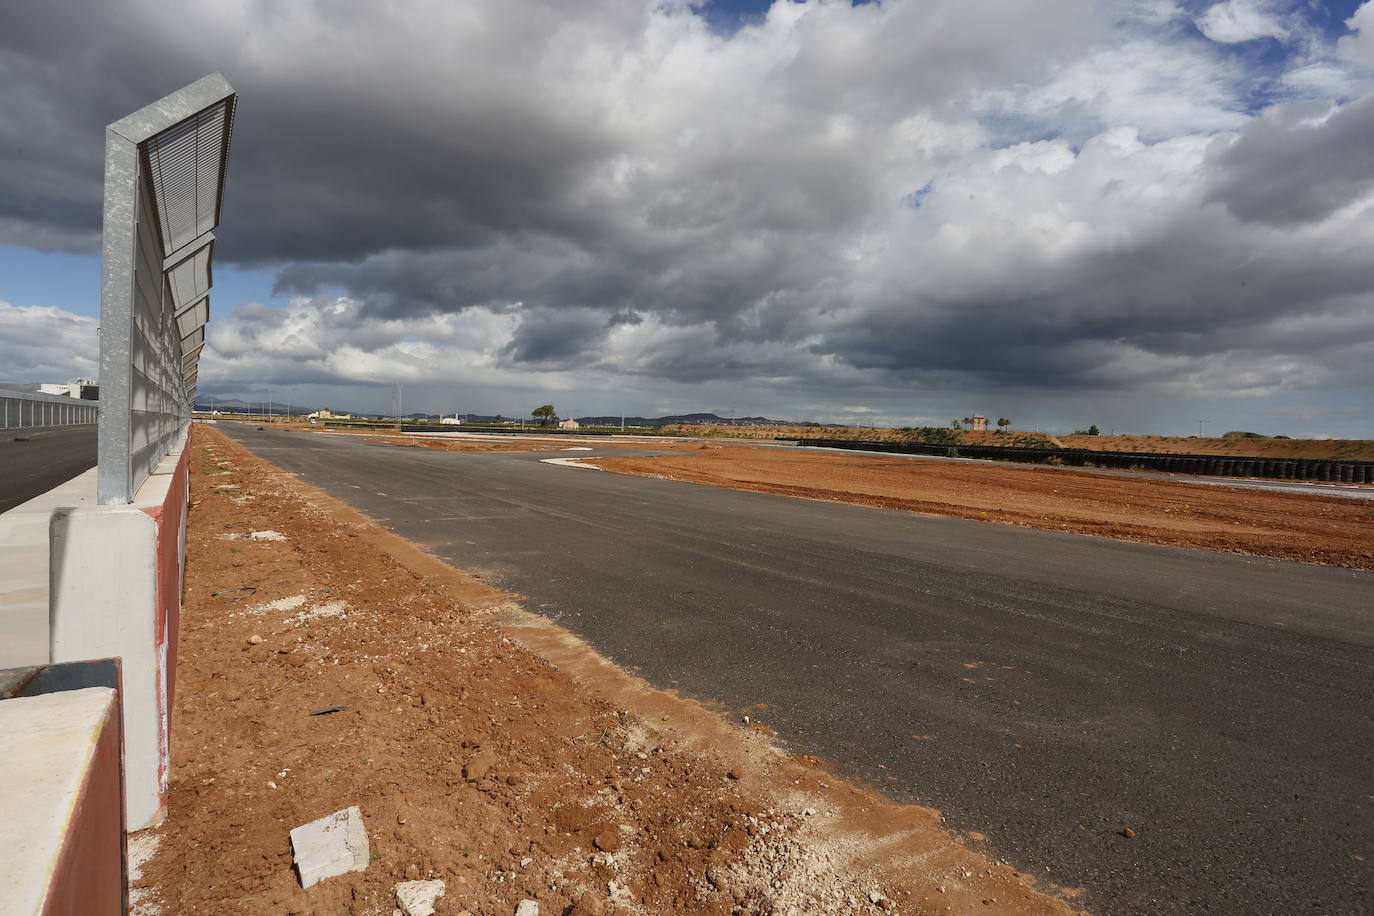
[[0, 390, 98, 429], [793, 438, 1374, 484]]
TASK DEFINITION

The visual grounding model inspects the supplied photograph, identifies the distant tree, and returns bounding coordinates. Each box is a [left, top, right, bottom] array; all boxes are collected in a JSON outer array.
[[531, 404, 557, 427], [1222, 430, 1265, 439], [1087, 424, 1100, 436], [494, 414, 503, 424], [951, 419, 962, 430], [997, 417, 1010, 432], [962, 416, 973, 428]]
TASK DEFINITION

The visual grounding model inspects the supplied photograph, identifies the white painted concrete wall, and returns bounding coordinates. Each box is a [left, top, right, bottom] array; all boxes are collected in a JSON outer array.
[[0, 686, 120, 915], [50, 433, 188, 830], [0, 469, 97, 669]]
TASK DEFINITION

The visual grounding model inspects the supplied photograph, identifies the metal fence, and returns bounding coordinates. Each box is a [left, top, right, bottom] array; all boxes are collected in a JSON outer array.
[[97, 74, 236, 505], [0, 390, 99, 429]]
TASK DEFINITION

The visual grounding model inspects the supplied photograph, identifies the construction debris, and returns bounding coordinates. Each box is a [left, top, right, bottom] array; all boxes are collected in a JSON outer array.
[[290, 806, 370, 888], [394, 878, 445, 916]]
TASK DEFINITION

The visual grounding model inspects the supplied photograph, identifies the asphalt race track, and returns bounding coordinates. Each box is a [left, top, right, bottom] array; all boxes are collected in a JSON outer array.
[[0, 426, 97, 514], [221, 424, 1374, 915]]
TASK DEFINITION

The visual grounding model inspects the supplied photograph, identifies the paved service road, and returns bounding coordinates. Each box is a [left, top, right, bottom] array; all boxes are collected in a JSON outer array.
[[222, 424, 1373, 915], [0, 426, 97, 514]]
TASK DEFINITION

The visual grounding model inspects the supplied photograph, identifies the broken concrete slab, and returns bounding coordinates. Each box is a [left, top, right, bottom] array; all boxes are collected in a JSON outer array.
[[395, 878, 445, 916], [290, 806, 369, 888], [515, 900, 539, 916]]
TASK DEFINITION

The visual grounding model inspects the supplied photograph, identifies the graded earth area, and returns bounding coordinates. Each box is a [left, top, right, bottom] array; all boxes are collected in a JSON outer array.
[[134, 425, 1075, 915], [587, 445, 1374, 569]]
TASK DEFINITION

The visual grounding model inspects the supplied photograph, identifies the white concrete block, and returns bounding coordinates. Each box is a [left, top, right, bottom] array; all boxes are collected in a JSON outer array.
[[515, 900, 540, 916], [395, 878, 446, 916], [291, 806, 370, 889], [49, 504, 162, 828], [0, 687, 120, 914]]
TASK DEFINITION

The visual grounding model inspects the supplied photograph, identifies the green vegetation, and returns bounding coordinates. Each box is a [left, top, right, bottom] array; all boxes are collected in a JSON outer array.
[[1223, 430, 1266, 438], [531, 404, 557, 427], [914, 426, 962, 445]]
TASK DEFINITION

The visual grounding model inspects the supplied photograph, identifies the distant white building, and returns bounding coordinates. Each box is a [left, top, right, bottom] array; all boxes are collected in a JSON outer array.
[[38, 379, 98, 399], [439, 416, 462, 425], [558, 418, 581, 430], [306, 409, 352, 420]]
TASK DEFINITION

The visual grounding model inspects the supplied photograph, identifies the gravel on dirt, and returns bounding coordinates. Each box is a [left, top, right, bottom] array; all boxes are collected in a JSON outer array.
[[132, 427, 1079, 915]]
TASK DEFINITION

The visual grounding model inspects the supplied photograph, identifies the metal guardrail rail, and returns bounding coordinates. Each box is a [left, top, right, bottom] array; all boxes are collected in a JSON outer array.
[[792, 438, 1374, 484], [0, 390, 98, 429], [97, 74, 236, 504]]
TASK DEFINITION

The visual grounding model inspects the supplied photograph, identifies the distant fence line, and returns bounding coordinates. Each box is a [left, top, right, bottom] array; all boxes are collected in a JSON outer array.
[[1, 390, 98, 429], [791, 438, 1374, 485]]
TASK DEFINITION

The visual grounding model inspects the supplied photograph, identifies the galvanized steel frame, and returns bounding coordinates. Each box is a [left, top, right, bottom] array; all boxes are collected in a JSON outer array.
[[98, 74, 236, 504]]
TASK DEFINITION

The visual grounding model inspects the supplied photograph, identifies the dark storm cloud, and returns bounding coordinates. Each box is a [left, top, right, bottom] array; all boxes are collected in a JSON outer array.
[[499, 307, 611, 366], [1207, 94, 1374, 226]]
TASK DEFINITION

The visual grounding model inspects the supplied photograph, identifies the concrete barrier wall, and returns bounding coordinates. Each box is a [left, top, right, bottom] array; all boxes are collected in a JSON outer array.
[[50, 428, 191, 830], [0, 684, 125, 916], [0, 390, 99, 429]]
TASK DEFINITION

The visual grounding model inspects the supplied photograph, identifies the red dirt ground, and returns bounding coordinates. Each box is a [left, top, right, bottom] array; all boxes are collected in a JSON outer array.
[[587, 446, 1374, 570], [135, 426, 1081, 915]]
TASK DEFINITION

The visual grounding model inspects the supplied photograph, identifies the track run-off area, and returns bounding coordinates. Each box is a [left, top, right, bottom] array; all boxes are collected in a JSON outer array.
[[218, 422, 1373, 915]]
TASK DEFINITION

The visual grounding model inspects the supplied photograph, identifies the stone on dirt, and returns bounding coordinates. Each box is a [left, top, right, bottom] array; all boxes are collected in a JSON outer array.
[[290, 805, 370, 888], [515, 900, 540, 916], [395, 878, 446, 916]]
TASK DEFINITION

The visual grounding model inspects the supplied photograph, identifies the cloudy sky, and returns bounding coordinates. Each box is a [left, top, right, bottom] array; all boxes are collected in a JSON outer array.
[[2, 0, 1372, 435]]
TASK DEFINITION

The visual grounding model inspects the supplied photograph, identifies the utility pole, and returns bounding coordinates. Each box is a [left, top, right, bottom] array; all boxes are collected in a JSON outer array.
[[392, 383, 403, 420], [1196, 419, 1210, 437]]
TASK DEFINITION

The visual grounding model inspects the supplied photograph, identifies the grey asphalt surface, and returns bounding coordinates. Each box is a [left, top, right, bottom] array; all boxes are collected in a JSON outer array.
[[0, 425, 97, 514], [221, 424, 1374, 914]]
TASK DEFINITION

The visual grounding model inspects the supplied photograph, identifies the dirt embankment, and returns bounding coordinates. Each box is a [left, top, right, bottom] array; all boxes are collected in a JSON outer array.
[[1059, 435, 1374, 461], [662, 425, 1063, 449], [588, 446, 1374, 570], [137, 426, 1079, 915]]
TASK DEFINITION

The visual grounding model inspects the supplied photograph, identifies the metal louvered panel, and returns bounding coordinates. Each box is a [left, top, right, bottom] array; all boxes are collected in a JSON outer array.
[[143, 97, 234, 256], [99, 73, 236, 504], [165, 235, 214, 310], [180, 326, 205, 353], [176, 296, 209, 340]]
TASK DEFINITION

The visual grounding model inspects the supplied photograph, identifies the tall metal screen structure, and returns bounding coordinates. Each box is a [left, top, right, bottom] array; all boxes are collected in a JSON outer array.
[[98, 73, 236, 504]]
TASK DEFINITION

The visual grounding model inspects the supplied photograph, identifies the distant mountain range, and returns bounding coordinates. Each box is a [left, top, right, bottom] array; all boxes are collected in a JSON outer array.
[[194, 398, 833, 428]]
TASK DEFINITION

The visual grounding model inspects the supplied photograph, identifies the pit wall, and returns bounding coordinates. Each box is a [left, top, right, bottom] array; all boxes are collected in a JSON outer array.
[[50, 427, 190, 830]]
